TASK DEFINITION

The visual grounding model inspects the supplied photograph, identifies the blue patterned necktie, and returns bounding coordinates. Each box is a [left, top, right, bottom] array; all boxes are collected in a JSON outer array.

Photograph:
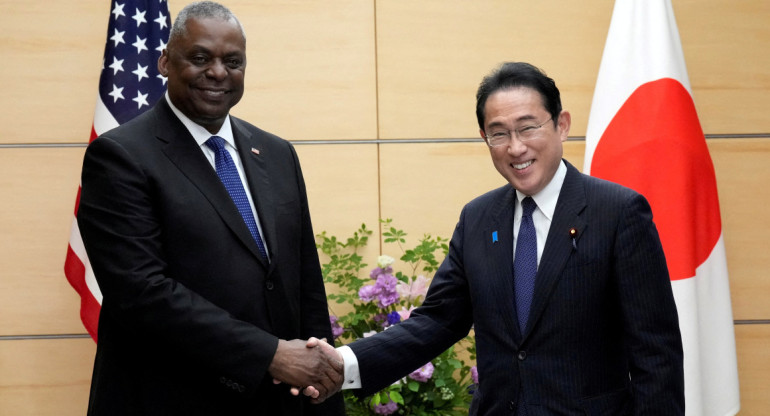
[[205, 136, 268, 260], [514, 197, 537, 333]]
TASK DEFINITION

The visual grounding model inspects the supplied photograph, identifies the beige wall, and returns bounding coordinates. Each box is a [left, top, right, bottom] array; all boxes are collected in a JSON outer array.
[[1, 0, 768, 414]]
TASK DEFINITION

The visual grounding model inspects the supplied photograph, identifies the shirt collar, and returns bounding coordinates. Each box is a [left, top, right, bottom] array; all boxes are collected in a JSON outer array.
[[165, 93, 235, 149], [515, 160, 567, 221]]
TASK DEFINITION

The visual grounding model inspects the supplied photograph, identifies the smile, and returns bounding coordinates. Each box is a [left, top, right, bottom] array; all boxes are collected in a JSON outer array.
[[512, 160, 533, 170], [196, 87, 229, 98]]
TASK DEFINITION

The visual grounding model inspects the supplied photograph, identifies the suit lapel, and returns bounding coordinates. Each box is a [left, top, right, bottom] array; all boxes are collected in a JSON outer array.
[[233, 119, 276, 271], [523, 162, 587, 339], [484, 186, 524, 342], [154, 101, 268, 267]]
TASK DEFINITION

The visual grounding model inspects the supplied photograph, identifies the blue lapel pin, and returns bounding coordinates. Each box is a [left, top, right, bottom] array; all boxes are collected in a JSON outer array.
[[492, 230, 498, 243]]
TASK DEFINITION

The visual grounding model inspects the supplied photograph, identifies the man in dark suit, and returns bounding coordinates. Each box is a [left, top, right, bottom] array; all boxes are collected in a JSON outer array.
[[308, 62, 684, 414], [77, 2, 344, 415]]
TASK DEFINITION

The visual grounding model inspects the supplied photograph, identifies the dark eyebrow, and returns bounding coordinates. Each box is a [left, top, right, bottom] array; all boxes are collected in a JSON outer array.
[[486, 115, 538, 129]]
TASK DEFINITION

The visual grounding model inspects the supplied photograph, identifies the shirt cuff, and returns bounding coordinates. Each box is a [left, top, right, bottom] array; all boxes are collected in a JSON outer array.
[[337, 345, 361, 389]]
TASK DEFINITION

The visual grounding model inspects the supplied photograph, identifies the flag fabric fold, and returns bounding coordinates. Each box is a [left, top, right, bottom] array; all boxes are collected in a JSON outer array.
[[584, 1, 740, 415], [65, 0, 170, 341]]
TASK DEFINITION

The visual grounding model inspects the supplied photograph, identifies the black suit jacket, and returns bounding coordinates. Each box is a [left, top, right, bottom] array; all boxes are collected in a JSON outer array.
[[350, 161, 684, 415], [78, 99, 343, 415]]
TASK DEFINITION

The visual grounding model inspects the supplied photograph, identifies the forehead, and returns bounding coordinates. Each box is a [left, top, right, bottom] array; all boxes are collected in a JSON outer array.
[[176, 17, 245, 50], [483, 87, 546, 125]]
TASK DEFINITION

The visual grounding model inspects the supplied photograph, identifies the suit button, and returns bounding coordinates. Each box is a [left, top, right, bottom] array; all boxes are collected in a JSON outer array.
[[266, 280, 274, 290], [517, 350, 527, 361]]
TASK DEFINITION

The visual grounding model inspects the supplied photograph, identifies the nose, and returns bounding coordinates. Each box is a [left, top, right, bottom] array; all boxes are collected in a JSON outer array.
[[506, 135, 528, 156], [206, 60, 228, 80]]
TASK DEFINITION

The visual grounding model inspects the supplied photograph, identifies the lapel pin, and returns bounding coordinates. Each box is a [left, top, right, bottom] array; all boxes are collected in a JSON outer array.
[[251, 147, 260, 155], [492, 230, 498, 243], [569, 227, 578, 250]]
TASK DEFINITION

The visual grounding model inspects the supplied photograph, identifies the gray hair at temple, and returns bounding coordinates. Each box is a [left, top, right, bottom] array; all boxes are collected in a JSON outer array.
[[168, 1, 246, 45]]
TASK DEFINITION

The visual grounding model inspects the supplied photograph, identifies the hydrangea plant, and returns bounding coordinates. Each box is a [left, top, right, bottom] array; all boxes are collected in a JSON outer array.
[[316, 220, 477, 416]]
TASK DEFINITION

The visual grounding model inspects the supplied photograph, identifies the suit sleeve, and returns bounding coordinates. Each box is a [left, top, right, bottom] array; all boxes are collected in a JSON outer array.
[[614, 193, 685, 414], [78, 136, 278, 395]]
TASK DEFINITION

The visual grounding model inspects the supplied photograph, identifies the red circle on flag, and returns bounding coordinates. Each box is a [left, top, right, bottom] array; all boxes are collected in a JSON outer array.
[[591, 78, 721, 281]]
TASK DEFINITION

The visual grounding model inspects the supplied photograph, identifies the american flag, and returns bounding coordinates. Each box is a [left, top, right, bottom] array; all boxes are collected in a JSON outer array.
[[65, 0, 170, 341]]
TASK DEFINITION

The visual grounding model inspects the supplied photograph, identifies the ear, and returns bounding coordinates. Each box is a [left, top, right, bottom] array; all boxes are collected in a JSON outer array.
[[157, 49, 169, 77], [557, 110, 571, 142], [479, 128, 488, 143]]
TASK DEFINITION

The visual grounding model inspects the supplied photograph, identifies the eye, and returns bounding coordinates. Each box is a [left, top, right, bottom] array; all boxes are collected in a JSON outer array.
[[190, 55, 208, 65], [225, 58, 243, 69], [491, 131, 508, 139]]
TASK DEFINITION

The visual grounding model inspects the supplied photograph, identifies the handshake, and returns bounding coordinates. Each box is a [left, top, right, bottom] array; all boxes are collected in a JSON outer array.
[[268, 337, 345, 404]]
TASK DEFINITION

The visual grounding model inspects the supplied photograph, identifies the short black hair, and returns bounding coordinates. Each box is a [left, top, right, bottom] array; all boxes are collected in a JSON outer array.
[[475, 62, 562, 131]]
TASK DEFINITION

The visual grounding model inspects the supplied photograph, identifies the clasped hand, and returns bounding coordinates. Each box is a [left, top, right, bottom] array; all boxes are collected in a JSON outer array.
[[268, 337, 343, 404]]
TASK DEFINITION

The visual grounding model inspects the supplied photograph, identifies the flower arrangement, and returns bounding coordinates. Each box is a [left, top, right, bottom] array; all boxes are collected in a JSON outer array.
[[316, 220, 477, 416]]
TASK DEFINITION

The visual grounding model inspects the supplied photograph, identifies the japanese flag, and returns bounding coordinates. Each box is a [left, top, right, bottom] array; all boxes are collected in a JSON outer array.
[[584, 1, 740, 415]]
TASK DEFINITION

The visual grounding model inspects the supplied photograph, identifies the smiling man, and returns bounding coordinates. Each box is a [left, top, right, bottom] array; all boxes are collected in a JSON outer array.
[[77, 2, 344, 415], [309, 62, 684, 415]]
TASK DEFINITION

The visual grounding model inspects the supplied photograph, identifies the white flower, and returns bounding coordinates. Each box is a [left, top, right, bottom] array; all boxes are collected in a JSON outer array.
[[377, 255, 395, 269]]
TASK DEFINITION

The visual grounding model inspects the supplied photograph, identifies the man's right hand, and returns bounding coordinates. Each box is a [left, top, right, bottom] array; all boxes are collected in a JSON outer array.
[[268, 338, 343, 403]]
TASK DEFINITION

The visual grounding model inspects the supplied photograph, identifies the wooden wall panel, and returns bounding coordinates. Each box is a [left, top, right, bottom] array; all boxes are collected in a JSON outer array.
[[0, 1, 109, 143], [294, 143, 381, 260], [735, 324, 770, 414], [0, 338, 95, 416], [0, 148, 87, 335], [675, 0, 770, 134]]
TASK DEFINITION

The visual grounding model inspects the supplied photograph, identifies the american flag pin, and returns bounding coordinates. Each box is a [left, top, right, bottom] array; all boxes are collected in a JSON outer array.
[[251, 148, 260, 155]]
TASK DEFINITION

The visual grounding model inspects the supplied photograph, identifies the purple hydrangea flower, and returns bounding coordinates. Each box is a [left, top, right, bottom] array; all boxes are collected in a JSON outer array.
[[408, 362, 435, 382], [471, 365, 479, 384], [386, 311, 401, 326], [374, 274, 399, 308], [369, 267, 384, 279], [329, 316, 344, 339], [373, 400, 398, 415], [358, 284, 377, 302]]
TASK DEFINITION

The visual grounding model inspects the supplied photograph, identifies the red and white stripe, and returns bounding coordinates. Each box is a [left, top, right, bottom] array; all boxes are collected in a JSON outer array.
[[64, 95, 119, 341]]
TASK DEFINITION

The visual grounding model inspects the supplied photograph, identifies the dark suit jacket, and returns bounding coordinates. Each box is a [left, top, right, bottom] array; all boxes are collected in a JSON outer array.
[[77, 99, 343, 415], [350, 161, 684, 415]]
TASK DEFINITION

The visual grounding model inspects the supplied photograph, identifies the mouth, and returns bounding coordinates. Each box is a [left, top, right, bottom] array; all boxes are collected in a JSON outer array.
[[195, 87, 229, 99], [511, 160, 534, 170]]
